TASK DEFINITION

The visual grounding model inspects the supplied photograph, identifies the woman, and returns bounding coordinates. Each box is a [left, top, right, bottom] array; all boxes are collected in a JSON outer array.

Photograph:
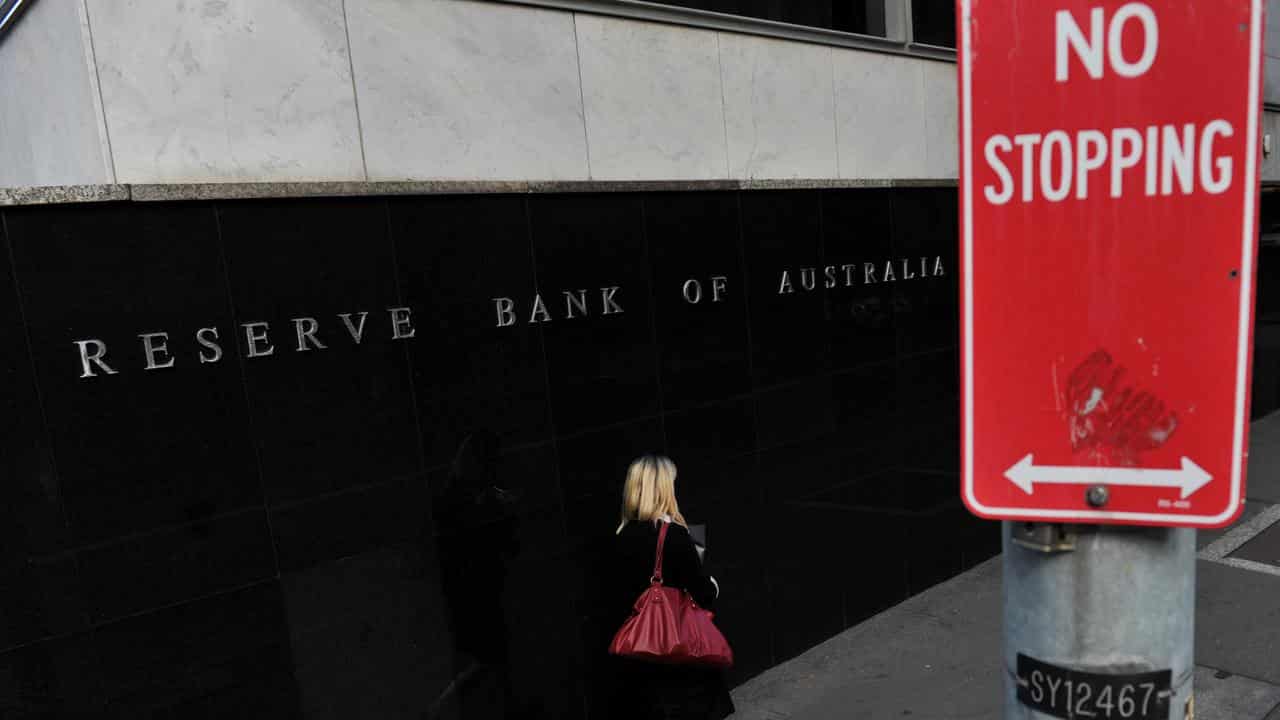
[[604, 454, 735, 720]]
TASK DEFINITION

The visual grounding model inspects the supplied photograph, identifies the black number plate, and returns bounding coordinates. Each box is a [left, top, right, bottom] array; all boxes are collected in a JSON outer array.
[[1016, 654, 1171, 720]]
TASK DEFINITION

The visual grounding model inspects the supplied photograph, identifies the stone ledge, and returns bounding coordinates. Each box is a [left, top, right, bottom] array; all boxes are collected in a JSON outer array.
[[0, 179, 962, 206], [0, 184, 130, 206]]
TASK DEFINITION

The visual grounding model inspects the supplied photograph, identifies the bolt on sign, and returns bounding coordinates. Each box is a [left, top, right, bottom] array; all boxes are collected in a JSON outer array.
[[959, 0, 1264, 527]]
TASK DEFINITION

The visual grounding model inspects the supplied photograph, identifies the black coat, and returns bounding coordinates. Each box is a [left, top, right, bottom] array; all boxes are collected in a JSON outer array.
[[601, 520, 735, 720]]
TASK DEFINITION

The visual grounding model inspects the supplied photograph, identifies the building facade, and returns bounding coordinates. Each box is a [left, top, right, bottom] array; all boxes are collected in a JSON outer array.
[[0, 1, 1274, 717]]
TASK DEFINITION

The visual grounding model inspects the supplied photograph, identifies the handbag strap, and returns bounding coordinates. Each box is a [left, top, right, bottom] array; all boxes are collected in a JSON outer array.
[[650, 521, 669, 585]]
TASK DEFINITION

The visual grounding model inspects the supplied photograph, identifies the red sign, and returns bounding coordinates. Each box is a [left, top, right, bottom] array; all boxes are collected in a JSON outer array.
[[959, 0, 1263, 527]]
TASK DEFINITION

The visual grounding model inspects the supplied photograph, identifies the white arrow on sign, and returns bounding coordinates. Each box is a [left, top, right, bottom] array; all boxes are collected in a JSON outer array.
[[1004, 454, 1213, 500]]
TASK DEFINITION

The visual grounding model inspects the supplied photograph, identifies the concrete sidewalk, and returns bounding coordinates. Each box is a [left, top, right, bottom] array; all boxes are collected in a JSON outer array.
[[731, 413, 1280, 719]]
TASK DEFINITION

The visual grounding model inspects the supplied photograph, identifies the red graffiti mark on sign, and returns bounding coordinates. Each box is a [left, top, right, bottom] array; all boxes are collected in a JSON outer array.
[[1062, 350, 1178, 465]]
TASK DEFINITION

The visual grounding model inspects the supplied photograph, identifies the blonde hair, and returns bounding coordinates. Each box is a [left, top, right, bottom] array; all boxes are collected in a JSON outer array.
[[616, 454, 687, 534]]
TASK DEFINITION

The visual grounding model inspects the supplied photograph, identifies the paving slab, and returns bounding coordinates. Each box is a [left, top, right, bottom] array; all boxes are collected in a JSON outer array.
[[1196, 559, 1280, 686], [1231, 514, 1280, 565], [1199, 500, 1270, 550], [1200, 503, 1280, 560], [731, 557, 1003, 720], [730, 555, 1280, 719], [1194, 667, 1280, 720]]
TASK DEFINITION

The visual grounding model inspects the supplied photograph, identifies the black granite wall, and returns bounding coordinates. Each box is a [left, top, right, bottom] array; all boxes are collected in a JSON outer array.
[[1251, 192, 1280, 420], [0, 188, 993, 719]]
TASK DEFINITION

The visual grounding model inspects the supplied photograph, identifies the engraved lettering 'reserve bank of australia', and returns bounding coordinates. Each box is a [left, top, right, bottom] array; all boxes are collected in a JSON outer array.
[[71, 255, 945, 377], [777, 256, 945, 293], [488, 256, 945, 328], [73, 307, 417, 379]]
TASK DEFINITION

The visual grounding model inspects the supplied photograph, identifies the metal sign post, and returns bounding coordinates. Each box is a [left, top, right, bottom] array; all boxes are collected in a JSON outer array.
[[958, 1, 1264, 717], [1004, 524, 1195, 719]]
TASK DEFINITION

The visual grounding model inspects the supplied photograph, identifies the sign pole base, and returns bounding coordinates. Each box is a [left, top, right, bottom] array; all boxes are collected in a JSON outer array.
[[1002, 522, 1196, 719]]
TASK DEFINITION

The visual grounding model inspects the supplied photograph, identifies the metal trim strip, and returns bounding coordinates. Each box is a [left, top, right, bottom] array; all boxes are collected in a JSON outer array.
[[497, 0, 956, 62]]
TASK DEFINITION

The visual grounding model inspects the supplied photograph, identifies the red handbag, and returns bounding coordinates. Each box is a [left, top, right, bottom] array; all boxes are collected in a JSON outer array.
[[608, 522, 734, 668]]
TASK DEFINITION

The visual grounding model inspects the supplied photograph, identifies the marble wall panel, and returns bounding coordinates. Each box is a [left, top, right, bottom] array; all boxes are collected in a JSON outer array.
[[558, 419, 665, 505], [921, 60, 958, 179], [346, 0, 589, 181], [644, 191, 752, 409], [282, 544, 454, 720], [718, 34, 838, 179], [822, 188, 896, 371], [389, 194, 554, 467], [831, 360, 898, 450], [0, 2, 968, 187], [216, 198, 420, 508], [0, 218, 80, 652], [86, 0, 364, 183], [707, 564, 773, 685], [529, 193, 661, 433], [89, 581, 302, 716], [890, 188, 957, 355], [834, 48, 929, 179], [0, 2, 969, 187], [0, 633, 107, 715], [576, 15, 729, 180], [76, 508, 275, 625], [740, 190, 828, 386], [5, 202, 262, 545], [0, 0, 113, 186]]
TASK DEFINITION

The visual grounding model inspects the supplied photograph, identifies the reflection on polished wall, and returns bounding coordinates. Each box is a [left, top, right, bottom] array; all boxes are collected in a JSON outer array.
[[0, 188, 993, 718]]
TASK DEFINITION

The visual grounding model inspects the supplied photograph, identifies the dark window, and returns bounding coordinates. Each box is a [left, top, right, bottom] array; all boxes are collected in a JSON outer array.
[[910, 2, 955, 47], [653, 1, 888, 38]]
